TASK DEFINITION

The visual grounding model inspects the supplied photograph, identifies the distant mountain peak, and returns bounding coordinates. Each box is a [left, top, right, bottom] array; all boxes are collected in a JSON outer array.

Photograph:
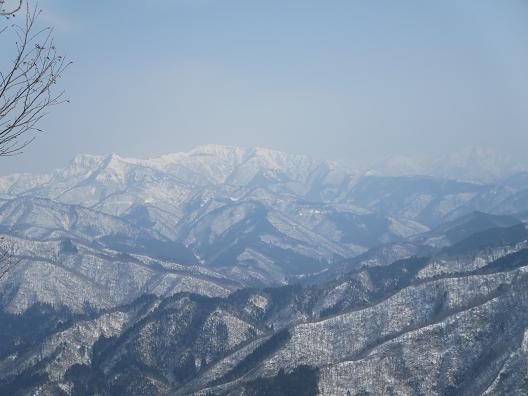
[[189, 143, 246, 156], [370, 146, 526, 183], [69, 153, 104, 166], [431, 146, 523, 183]]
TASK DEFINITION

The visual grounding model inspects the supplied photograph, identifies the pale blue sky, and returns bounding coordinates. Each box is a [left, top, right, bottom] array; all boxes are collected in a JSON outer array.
[[2, 0, 528, 174]]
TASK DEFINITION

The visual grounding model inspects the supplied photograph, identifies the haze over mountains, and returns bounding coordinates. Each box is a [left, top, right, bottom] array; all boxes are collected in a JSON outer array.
[[367, 146, 527, 182], [1, 145, 528, 395], [1, 144, 528, 309]]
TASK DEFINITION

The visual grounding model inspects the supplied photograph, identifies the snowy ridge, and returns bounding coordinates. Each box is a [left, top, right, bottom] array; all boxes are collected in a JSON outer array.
[[1, 145, 528, 313], [0, 145, 528, 394]]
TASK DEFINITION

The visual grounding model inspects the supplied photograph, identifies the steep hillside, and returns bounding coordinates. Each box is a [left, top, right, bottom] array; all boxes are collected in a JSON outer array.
[[2, 237, 528, 395], [0, 236, 240, 313], [2, 146, 528, 395]]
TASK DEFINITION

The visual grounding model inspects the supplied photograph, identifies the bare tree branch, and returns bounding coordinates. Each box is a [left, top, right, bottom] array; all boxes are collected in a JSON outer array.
[[0, 0, 22, 16], [0, 1, 69, 279], [0, 1, 70, 156]]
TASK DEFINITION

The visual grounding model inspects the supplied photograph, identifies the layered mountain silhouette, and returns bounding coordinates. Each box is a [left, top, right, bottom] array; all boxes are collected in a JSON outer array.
[[1, 145, 528, 395]]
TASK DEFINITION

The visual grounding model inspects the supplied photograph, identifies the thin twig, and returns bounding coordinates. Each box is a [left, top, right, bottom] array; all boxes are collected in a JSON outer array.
[[0, 0, 23, 16]]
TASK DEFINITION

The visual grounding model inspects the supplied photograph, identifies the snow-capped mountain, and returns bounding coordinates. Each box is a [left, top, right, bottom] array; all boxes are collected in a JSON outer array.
[[1, 145, 528, 311], [369, 146, 527, 183], [2, 145, 528, 395], [430, 146, 525, 182], [0, 146, 412, 284]]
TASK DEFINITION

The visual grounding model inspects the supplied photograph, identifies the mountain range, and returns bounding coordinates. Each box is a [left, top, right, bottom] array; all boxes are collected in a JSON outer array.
[[1, 145, 528, 395]]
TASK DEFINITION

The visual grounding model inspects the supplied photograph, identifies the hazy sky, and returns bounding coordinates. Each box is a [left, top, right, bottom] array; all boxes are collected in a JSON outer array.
[[1, 0, 528, 174]]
